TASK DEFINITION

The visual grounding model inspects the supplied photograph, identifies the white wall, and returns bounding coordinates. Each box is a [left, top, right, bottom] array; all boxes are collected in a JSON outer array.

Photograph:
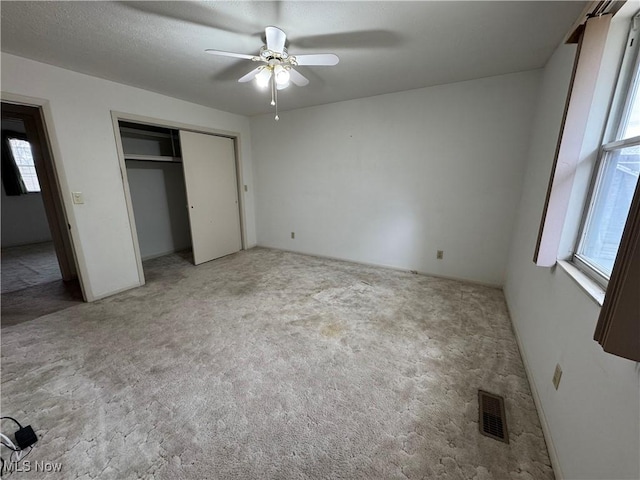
[[1, 53, 257, 300], [125, 161, 191, 260], [504, 42, 640, 480], [1, 118, 52, 247], [1, 183, 52, 247], [251, 71, 540, 285]]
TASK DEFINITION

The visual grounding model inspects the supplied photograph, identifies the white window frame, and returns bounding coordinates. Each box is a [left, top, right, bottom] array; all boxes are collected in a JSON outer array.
[[573, 13, 640, 288]]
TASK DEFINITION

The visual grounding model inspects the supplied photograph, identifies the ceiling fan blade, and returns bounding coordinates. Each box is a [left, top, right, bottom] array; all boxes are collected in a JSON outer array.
[[292, 30, 403, 49], [293, 54, 339, 66], [289, 68, 309, 87], [205, 49, 256, 60], [265, 26, 287, 53], [238, 67, 263, 83], [120, 1, 262, 36]]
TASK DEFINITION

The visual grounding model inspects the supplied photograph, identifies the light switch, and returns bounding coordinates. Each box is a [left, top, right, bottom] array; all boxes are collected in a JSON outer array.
[[72, 192, 84, 204]]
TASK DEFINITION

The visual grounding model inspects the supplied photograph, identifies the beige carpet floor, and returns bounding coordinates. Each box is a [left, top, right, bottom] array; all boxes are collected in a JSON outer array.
[[0, 248, 553, 479], [1, 242, 83, 326], [1, 242, 61, 294]]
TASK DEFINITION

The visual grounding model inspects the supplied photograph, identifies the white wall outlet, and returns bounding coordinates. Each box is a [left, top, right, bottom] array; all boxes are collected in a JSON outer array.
[[291, 232, 295, 239], [244, 185, 248, 192], [72, 192, 84, 204], [437, 250, 444, 260], [552, 363, 562, 390]]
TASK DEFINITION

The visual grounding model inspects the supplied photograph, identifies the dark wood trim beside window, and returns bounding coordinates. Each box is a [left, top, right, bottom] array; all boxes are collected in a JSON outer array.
[[534, 14, 612, 267], [594, 179, 640, 362]]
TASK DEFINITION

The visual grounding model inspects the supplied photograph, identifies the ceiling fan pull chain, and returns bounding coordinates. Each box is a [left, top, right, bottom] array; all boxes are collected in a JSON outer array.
[[274, 76, 280, 121], [270, 73, 276, 107]]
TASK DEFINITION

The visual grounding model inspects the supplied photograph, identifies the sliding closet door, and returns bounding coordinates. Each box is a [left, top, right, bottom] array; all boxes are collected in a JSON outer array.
[[180, 131, 241, 265]]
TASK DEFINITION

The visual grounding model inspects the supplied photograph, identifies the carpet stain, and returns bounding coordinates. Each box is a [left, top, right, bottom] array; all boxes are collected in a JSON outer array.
[[320, 321, 346, 338]]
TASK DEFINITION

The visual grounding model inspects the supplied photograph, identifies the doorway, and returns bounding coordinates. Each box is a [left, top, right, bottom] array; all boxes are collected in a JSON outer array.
[[1, 102, 84, 326]]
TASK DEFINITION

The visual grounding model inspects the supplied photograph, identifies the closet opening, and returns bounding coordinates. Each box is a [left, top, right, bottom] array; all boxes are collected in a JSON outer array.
[[117, 119, 243, 284], [120, 121, 192, 265]]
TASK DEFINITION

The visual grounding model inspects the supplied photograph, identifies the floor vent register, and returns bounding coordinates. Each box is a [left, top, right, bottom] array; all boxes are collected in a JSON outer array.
[[478, 390, 509, 443]]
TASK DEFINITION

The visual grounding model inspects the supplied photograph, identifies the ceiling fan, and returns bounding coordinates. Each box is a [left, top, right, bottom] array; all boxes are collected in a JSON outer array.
[[206, 26, 339, 120]]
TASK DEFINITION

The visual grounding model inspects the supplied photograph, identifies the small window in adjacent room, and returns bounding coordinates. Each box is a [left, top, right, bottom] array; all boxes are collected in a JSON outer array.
[[8, 137, 41, 193], [574, 17, 640, 286], [1, 132, 41, 195]]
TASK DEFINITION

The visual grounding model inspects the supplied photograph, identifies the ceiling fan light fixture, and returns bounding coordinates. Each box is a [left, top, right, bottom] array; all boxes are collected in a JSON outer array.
[[206, 26, 338, 120], [255, 67, 272, 88], [274, 65, 290, 87]]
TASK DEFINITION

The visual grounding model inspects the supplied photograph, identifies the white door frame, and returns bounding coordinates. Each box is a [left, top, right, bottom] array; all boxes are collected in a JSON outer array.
[[1, 91, 90, 301], [111, 111, 249, 286]]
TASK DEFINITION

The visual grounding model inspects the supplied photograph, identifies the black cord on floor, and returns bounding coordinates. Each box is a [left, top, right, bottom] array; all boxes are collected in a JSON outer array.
[[10, 447, 32, 464], [0, 416, 36, 477], [0, 443, 34, 477], [0, 418, 21, 430]]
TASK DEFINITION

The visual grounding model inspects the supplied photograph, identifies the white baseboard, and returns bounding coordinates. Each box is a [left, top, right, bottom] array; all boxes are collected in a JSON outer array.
[[504, 296, 564, 480], [255, 244, 503, 289], [90, 281, 143, 302]]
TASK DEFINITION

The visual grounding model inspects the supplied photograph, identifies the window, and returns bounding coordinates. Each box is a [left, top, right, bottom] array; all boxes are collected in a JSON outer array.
[[1, 131, 41, 195], [8, 138, 41, 193], [574, 17, 640, 286]]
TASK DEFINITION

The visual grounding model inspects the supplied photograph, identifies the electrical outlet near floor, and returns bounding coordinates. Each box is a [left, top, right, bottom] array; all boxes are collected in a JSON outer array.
[[552, 364, 562, 390], [437, 250, 444, 260], [291, 232, 295, 239]]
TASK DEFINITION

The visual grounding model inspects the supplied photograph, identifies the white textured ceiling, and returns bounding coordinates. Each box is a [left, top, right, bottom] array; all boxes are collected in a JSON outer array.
[[1, 1, 587, 116]]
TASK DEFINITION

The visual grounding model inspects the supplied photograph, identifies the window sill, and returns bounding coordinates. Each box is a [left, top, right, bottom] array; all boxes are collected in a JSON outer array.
[[557, 260, 605, 306]]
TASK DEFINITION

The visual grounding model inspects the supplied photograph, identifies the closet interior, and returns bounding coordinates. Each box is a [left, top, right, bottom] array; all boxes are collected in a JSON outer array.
[[120, 121, 192, 263]]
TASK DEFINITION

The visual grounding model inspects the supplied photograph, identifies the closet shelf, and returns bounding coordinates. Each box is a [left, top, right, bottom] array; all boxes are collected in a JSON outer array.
[[124, 154, 182, 163], [120, 126, 173, 139]]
